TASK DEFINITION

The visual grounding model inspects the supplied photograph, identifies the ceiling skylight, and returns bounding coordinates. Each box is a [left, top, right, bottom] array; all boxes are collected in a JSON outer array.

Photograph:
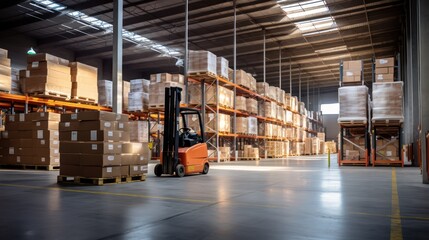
[[277, 0, 338, 35], [32, 0, 181, 58]]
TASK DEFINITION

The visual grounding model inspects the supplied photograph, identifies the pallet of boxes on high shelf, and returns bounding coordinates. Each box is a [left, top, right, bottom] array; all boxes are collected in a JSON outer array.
[[97, 80, 130, 109], [70, 62, 98, 104], [128, 79, 150, 112], [148, 73, 185, 109], [22, 53, 71, 100], [57, 111, 149, 185], [0, 48, 12, 93], [0, 112, 60, 170]]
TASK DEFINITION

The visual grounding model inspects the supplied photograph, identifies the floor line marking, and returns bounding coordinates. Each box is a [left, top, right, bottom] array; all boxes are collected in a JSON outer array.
[[391, 168, 403, 240], [0, 183, 214, 204], [351, 212, 429, 221]]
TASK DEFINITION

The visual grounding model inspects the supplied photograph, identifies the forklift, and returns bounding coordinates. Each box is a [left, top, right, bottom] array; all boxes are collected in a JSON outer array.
[[154, 87, 209, 177]]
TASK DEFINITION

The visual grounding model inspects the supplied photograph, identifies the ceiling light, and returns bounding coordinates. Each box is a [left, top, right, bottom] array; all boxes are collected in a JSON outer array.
[[32, 0, 181, 59], [315, 45, 348, 54], [278, 0, 329, 20], [27, 47, 36, 55]]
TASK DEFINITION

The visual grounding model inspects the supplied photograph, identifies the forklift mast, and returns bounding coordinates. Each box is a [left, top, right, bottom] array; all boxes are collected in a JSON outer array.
[[162, 87, 182, 175]]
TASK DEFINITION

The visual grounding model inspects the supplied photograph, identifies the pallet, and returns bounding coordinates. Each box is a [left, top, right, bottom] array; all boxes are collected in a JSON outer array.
[[188, 71, 217, 81], [338, 120, 367, 127], [0, 89, 10, 93], [238, 84, 251, 90], [148, 105, 165, 110], [0, 164, 59, 171], [57, 174, 146, 186], [70, 96, 97, 105], [240, 157, 260, 161], [372, 119, 403, 127], [28, 91, 70, 100]]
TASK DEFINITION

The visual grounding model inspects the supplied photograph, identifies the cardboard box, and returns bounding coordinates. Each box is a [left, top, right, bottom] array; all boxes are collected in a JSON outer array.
[[80, 154, 121, 166], [343, 60, 362, 71], [121, 154, 149, 165], [121, 165, 130, 177], [59, 130, 123, 142], [6, 113, 26, 122], [129, 165, 148, 175], [81, 166, 121, 178], [375, 73, 394, 82], [78, 120, 117, 131], [59, 121, 81, 131], [21, 76, 71, 96], [122, 142, 147, 154], [375, 57, 394, 68], [60, 164, 81, 176], [60, 154, 79, 165], [346, 150, 360, 160], [31, 155, 60, 165], [26, 112, 61, 122], [0, 57, 11, 67], [375, 67, 394, 74], [60, 142, 122, 154], [77, 111, 128, 122], [33, 130, 59, 140], [27, 53, 69, 66], [343, 75, 361, 82], [27, 62, 70, 75], [60, 113, 79, 122]]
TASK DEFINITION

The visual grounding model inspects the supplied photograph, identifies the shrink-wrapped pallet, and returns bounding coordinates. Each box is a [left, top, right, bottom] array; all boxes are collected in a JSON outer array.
[[128, 92, 149, 112], [312, 137, 320, 155], [263, 102, 277, 119], [247, 117, 257, 135], [236, 96, 247, 112], [372, 82, 403, 122], [0, 48, 11, 92], [286, 110, 293, 124], [123, 81, 130, 110], [338, 86, 368, 123], [319, 141, 325, 154], [246, 73, 257, 92], [129, 121, 149, 143], [130, 79, 150, 92], [246, 98, 258, 115], [11, 68, 20, 94], [216, 57, 229, 80], [236, 117, 248, 134], [219, 147, 231, 160], [188, 50, 217, 76], [299, 102, 306, 115], [149, 82, 185, 107], [190, 85, 232, 108], [285, 93, 291, 109], [258, 122, 273, 137], [206, 113, 230, 133], [290, 96, 298, 111], [317, 132, 326, 141], [234, 70, 249, 89], [98, 80, 112, 107], [256, 82, 269, 96], [268, 86, 277, 100], [305, 138, 312, 155], [70, 62, 98, 102]]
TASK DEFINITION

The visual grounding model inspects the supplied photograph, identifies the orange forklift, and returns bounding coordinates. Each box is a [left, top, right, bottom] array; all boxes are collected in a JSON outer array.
[[154, 87, 209, 177]]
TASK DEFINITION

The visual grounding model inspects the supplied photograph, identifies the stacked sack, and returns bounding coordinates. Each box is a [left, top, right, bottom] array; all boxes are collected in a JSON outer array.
[[59, 111, 149, 179], [0, 48, 12, 92], [23, 53, 71, 98], [128, 79, 150, 112], [149, 73, 185, 107], [0, 112, 60, 167]]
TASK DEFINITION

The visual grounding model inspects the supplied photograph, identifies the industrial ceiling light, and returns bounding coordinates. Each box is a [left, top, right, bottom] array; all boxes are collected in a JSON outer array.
[[32, 0, 181, 59], [27, 47, 36, 55]]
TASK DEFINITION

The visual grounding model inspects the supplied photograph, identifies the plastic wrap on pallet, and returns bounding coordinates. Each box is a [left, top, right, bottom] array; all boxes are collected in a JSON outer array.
[[98, 80, 112, 107], [130, 79, 150, 92], [256, 82, 269, 96], [246, 98, 258, 115], [268, 86, 277, 100], [70, 62, 98, 102], [246, 73, 257, 92], [258, 101, 265, 117], [129, 121, 149, 142], [263, 102, 277, 119], [247, 117, 257, 135], [123, 81, 130, 110], [233, 70, 249, 89], [299, 102, 306, 115], [286, 110, 293, 124], [128, 92, 149, 112], [188, 83, 202, 105], [301, 115, 307, 128], [236, 117, 247, 134], [236, 96, 247, 112], [188, 50, 217, 75], [219, 86, 234, 108], [0, 52, 11, 93], [284, 93, 291, 109], [338, 86, 368, 123], [206, 113, 231, 133], [216, 57, 229, 79], [149, 82, 185, 106], [258, 122, 273, 137], [372, 82, 403, 121], [312, 137, 320, 155]]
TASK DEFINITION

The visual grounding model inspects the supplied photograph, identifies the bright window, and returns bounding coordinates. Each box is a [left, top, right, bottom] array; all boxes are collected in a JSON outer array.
[[321, 103, 339, 115]]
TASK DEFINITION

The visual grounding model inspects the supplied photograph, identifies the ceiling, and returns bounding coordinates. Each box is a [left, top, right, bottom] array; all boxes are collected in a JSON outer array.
[[0, 0, 405, 94]]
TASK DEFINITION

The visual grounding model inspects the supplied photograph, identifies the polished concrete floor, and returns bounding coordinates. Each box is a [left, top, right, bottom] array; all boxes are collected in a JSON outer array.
[[0, 155, 428, 240]]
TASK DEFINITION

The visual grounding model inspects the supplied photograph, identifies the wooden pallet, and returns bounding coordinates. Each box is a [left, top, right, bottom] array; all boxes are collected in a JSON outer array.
[[57, 174, 146, 185], [188, 71, 217, 81], [70, 96, 97, 105], [240, 157, 260, 161], [29, 91, 70, 100], [0, 164, 59, 171], [338, 120, 367, 127], [148, 104, 165, 110], [0, 89, 10, 93], [372, 119, 403, 127]]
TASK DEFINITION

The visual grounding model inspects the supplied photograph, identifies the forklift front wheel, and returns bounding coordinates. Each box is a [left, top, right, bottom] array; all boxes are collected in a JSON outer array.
[[154, 164, 163, 177], [202, 163, 209, 174], [176, 164, 185, 177]]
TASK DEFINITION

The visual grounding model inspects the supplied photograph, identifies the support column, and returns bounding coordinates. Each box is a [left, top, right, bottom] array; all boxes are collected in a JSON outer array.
[[289, 58, 292, 94], [112, 0, 123, 114], [233, 0, 237, 160], [279, 46, 282, 88], [184, 0, 189, 104], [298, 69, 301, 102]]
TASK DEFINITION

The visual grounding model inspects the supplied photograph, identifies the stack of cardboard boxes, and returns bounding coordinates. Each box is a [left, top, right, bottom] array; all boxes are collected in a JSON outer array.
[[188, 50, 217, 76], [128, 79, 150, 112], [59, 111, 149, 179], [246, 98, 258, 115], [0, 48, 11, 92], [375, 138, 399, 160], [149, 73, 185, 107], [342, 60, 362, 83], [23, 53, 71, 98], [70, 62, 98, 102], [0, 112, 60, 168], [243, 145, 259, 159], [374, 57, 394, 82], [97, 80, 130, 108], [129, 121, 149, 143], [216, 57, 229, 80]]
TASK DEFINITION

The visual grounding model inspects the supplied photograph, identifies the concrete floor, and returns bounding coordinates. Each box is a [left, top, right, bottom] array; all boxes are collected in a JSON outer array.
[[0, 155, 428, 240]]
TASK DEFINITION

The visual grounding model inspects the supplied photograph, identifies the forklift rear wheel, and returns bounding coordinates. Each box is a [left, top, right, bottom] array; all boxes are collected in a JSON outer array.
[[202, 163, 209, 174], [154, 164, 163, 177], [176, 164, 185, 177]]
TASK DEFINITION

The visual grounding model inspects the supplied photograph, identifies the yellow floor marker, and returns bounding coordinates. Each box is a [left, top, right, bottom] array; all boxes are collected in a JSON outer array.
[[390, 168, 403, 240]]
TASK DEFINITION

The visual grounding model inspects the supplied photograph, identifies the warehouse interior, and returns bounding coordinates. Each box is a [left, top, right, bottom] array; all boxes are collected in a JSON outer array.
[[0, 0, 428, 239]]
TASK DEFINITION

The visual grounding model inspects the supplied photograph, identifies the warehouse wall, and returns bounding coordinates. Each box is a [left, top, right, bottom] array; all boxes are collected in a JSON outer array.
[[0, 30, 75, 70], [318, 91, 339, 142]]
